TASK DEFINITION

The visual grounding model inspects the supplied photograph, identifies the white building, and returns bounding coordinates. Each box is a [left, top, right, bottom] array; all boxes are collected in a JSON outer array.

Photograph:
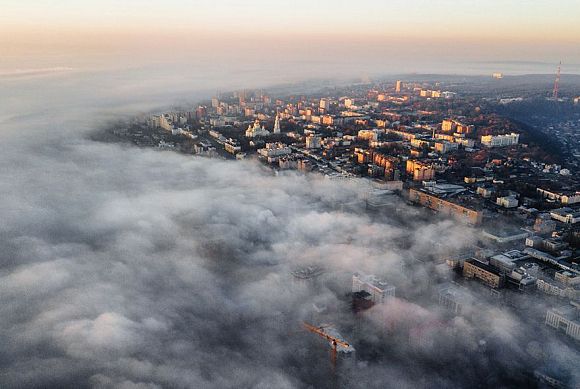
[[496, 196, 518, 208], [257, 142, 291, 158], [358, 129, 381, 142], [481, 133, 519, 148], [537, 279, 579, 300], [434, 141, 459, 154], [352, 272, 395, 304], [545, 303, 580, 341], [272, 114, 281, 134], [537, 188, 580, 205], [550, 208, 580, 224], [245, 119, 270, 138], [438, 284, 473, 315]]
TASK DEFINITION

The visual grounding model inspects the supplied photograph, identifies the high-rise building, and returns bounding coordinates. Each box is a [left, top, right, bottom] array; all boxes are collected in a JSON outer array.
[[272, 114, 281, 134], [395, 80, 402, 92]]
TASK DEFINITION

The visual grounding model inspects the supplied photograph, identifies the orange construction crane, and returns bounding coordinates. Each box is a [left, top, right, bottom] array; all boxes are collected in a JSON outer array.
[[303, 322, 352, 369]]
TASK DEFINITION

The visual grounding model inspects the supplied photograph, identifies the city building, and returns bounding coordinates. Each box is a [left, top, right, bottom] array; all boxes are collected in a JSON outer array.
[[245, 119, 270, 137], [545, 303, 580, 341], [482, 229, 529, 244], [537, 278, 580, 300], [352, 272, 395, 304], [272, 114, 281, 134], [291, 265, 325, 285], [441, 119, 456, 132], [463, 259, 503, 288], [306, 135, 322, 149], [480, 133, 520, 148], [408, 188, 483, 225], [224, 139, 241, 154], [536, 188, 580, 205], [257, 142, 291, 159], [550, 207, 580, 224], [438, 284, 473, 315], [489, 250, 528, 273], [395, 80, 402, 92], [496, 195, 518, 208], [434, 141, 459, 154], [406, 160, 435, 181]]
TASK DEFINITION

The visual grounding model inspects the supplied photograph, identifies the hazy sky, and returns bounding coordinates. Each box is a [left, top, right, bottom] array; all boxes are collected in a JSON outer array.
[[2, 0, 579, 76]]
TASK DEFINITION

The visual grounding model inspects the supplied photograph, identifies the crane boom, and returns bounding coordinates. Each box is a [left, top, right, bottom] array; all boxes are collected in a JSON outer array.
[[303, 322, 353, 370], [303, 322, 351, 349]]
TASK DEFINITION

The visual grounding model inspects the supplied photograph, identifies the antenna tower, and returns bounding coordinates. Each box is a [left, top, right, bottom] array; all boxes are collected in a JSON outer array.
[[552, 61, 561, 99]]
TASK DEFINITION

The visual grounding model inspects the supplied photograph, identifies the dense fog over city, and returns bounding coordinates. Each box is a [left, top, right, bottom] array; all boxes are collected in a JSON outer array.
[[1, 66, 578, 389]]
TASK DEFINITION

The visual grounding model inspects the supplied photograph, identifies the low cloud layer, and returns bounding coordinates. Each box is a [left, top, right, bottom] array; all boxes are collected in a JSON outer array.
[[0, 72, 578, 389]]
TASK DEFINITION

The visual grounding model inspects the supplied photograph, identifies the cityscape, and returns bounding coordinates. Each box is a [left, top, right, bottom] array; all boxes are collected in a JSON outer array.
[[1, 1, 580, 388], [96, 74, 580, 387]]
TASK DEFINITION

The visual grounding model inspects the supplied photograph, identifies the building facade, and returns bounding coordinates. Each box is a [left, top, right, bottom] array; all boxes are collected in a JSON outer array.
[[408, 189, 483, 225]]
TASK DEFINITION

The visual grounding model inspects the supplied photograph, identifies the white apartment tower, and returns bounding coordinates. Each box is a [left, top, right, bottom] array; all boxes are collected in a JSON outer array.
[[273, 114, 281, 134]]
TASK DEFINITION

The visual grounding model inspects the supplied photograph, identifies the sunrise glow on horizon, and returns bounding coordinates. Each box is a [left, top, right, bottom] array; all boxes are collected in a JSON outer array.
[[1, 0, 580, 76]]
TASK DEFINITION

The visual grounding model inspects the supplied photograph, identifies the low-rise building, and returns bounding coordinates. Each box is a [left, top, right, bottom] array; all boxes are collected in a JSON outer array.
[[537, 278, 579, 300], [481, 133, 519, 148], [550, 207, 580, 224], [482, 228, 529, 244], [496, 195, 518, 208], [257, 142, 291, 159], [537, 188, 580, 205], [224, 139, 241, 154], [489, 250, 528, 273], [545, 303, 580, 341]]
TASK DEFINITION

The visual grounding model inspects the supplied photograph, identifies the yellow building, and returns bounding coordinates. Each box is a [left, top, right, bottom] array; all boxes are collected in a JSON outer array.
[[463, 260, 503, 288], [408, 189, 483, 225], [441, 119, 456, 132], [406, 160, 435, 181]]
